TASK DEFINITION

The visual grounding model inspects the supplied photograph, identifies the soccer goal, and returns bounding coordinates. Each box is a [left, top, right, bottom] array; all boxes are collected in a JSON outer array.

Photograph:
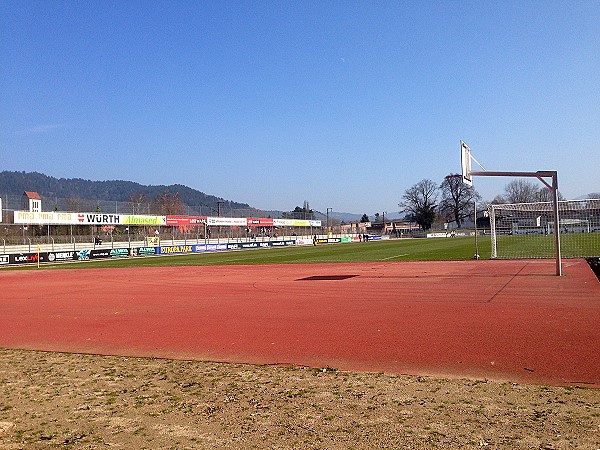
[[489, 199, 600, 259], [460, 140, 563, 275]]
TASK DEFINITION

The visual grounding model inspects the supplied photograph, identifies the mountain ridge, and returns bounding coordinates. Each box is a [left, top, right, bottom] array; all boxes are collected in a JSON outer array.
[[0, 171, 372, 221], [0, 171, 253, 213]]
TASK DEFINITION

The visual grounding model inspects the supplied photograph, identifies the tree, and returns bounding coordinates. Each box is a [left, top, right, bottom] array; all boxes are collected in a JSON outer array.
[[360, 214, 369, 223], [65, 197, 82, 213], [503, 180, 540, 203], [152, 191, 184, 215], [490, 194, 506, 205], [399, 179, 438, 230], [129, 192, 149, 214], [536, 187, 565, 202], [502, 180, 565, 204], [439, 175, 481, 227]]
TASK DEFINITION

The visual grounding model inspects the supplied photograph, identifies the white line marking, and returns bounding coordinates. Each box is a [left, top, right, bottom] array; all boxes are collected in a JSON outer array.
[[381, 254, 408, 260]]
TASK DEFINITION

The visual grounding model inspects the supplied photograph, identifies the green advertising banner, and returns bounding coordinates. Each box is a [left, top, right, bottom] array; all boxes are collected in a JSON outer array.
[[121, 215, 166, 225]]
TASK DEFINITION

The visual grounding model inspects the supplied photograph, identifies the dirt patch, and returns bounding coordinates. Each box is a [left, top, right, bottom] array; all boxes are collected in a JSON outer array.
[[0, 349, 598, 449]]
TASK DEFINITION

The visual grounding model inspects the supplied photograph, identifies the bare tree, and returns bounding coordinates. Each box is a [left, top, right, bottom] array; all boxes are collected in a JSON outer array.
[[501, 180, 564, 204], [490, 194, 506, 205], [65, 197, 82, 213], [129, 192, 149, 214], [399, 179, 438, 230], [152, 191, 184, 215], [536, 187, 565, 202], [504, 180, 540, 203], [439, 175, 481, 227]]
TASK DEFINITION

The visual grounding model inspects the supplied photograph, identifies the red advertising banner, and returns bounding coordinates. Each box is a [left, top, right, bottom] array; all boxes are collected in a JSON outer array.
[[246, 218, 274, 227], [166, 216, 206, 226]]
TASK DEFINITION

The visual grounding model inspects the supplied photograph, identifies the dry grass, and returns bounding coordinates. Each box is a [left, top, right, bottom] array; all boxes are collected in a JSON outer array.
[[0, 349, 599, 449]]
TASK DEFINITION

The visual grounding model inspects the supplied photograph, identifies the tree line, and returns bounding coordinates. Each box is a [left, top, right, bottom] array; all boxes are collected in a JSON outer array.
[[395, 176, 588, 231]]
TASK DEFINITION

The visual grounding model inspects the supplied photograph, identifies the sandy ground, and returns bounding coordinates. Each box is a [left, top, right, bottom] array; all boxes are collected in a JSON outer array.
[[0, 349, 599, 449]]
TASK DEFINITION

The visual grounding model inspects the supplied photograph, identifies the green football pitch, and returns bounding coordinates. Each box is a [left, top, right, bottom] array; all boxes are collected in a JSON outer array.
[[16, 232, 600, 270], [495, 232, 600, 259], [44, 236, 492, 269]]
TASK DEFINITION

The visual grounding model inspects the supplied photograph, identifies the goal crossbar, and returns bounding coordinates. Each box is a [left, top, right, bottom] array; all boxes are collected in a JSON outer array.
[[470, 170, 557, 190]]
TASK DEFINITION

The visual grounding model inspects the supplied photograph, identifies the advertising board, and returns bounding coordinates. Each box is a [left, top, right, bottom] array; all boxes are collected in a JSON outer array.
[[159, 245, 194, 255], [132, 247, 158, 256], [74, 248, 131, 260], [246, 218, 274, 227], [45, 251, 76, 263], [206, 217, 247, 226], [146, 236, 160, 247], [13, 211, 320, 228], [122, 215, 166, 226], [10, 253, 39, 264], [273, 219, 321, 227], [14, 211, 79, 225], [166, 216, 206, 226], [13, 211, 167, 226]]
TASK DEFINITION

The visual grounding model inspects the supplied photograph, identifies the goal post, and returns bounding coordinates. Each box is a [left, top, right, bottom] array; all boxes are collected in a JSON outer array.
[[460, 140, 563, 275]]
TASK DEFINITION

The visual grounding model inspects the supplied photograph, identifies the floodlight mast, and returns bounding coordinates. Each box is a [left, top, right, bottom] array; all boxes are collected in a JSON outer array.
[[461, 142, 562, 276]]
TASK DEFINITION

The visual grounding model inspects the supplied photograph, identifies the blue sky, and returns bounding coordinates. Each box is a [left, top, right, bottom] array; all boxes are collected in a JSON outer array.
[[1, 1, 599, 215]]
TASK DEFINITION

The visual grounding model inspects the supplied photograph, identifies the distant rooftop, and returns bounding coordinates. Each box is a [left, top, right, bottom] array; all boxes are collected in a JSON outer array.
[[23, 191, 42, 200]]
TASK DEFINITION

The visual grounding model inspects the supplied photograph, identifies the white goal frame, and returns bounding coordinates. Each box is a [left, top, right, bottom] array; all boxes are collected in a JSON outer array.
[[461, 140, 562, 275]]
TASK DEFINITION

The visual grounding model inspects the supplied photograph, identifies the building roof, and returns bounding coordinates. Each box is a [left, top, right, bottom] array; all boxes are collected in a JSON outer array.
[[23, 191, 42, 200]]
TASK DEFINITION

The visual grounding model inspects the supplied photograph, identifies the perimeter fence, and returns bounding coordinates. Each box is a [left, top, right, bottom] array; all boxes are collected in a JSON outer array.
[[0, 193, 331, 247]]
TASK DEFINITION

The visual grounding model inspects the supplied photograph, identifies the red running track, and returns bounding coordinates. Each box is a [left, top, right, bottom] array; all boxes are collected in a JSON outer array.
[[1, 259, 599, 386]]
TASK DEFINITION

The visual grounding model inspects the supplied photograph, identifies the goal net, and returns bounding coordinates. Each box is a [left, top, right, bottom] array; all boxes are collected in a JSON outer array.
[[489, 199, 600, 259]]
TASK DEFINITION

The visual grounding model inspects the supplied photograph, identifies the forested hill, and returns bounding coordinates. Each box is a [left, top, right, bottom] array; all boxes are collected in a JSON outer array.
[[0, 171, 252, 211]]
